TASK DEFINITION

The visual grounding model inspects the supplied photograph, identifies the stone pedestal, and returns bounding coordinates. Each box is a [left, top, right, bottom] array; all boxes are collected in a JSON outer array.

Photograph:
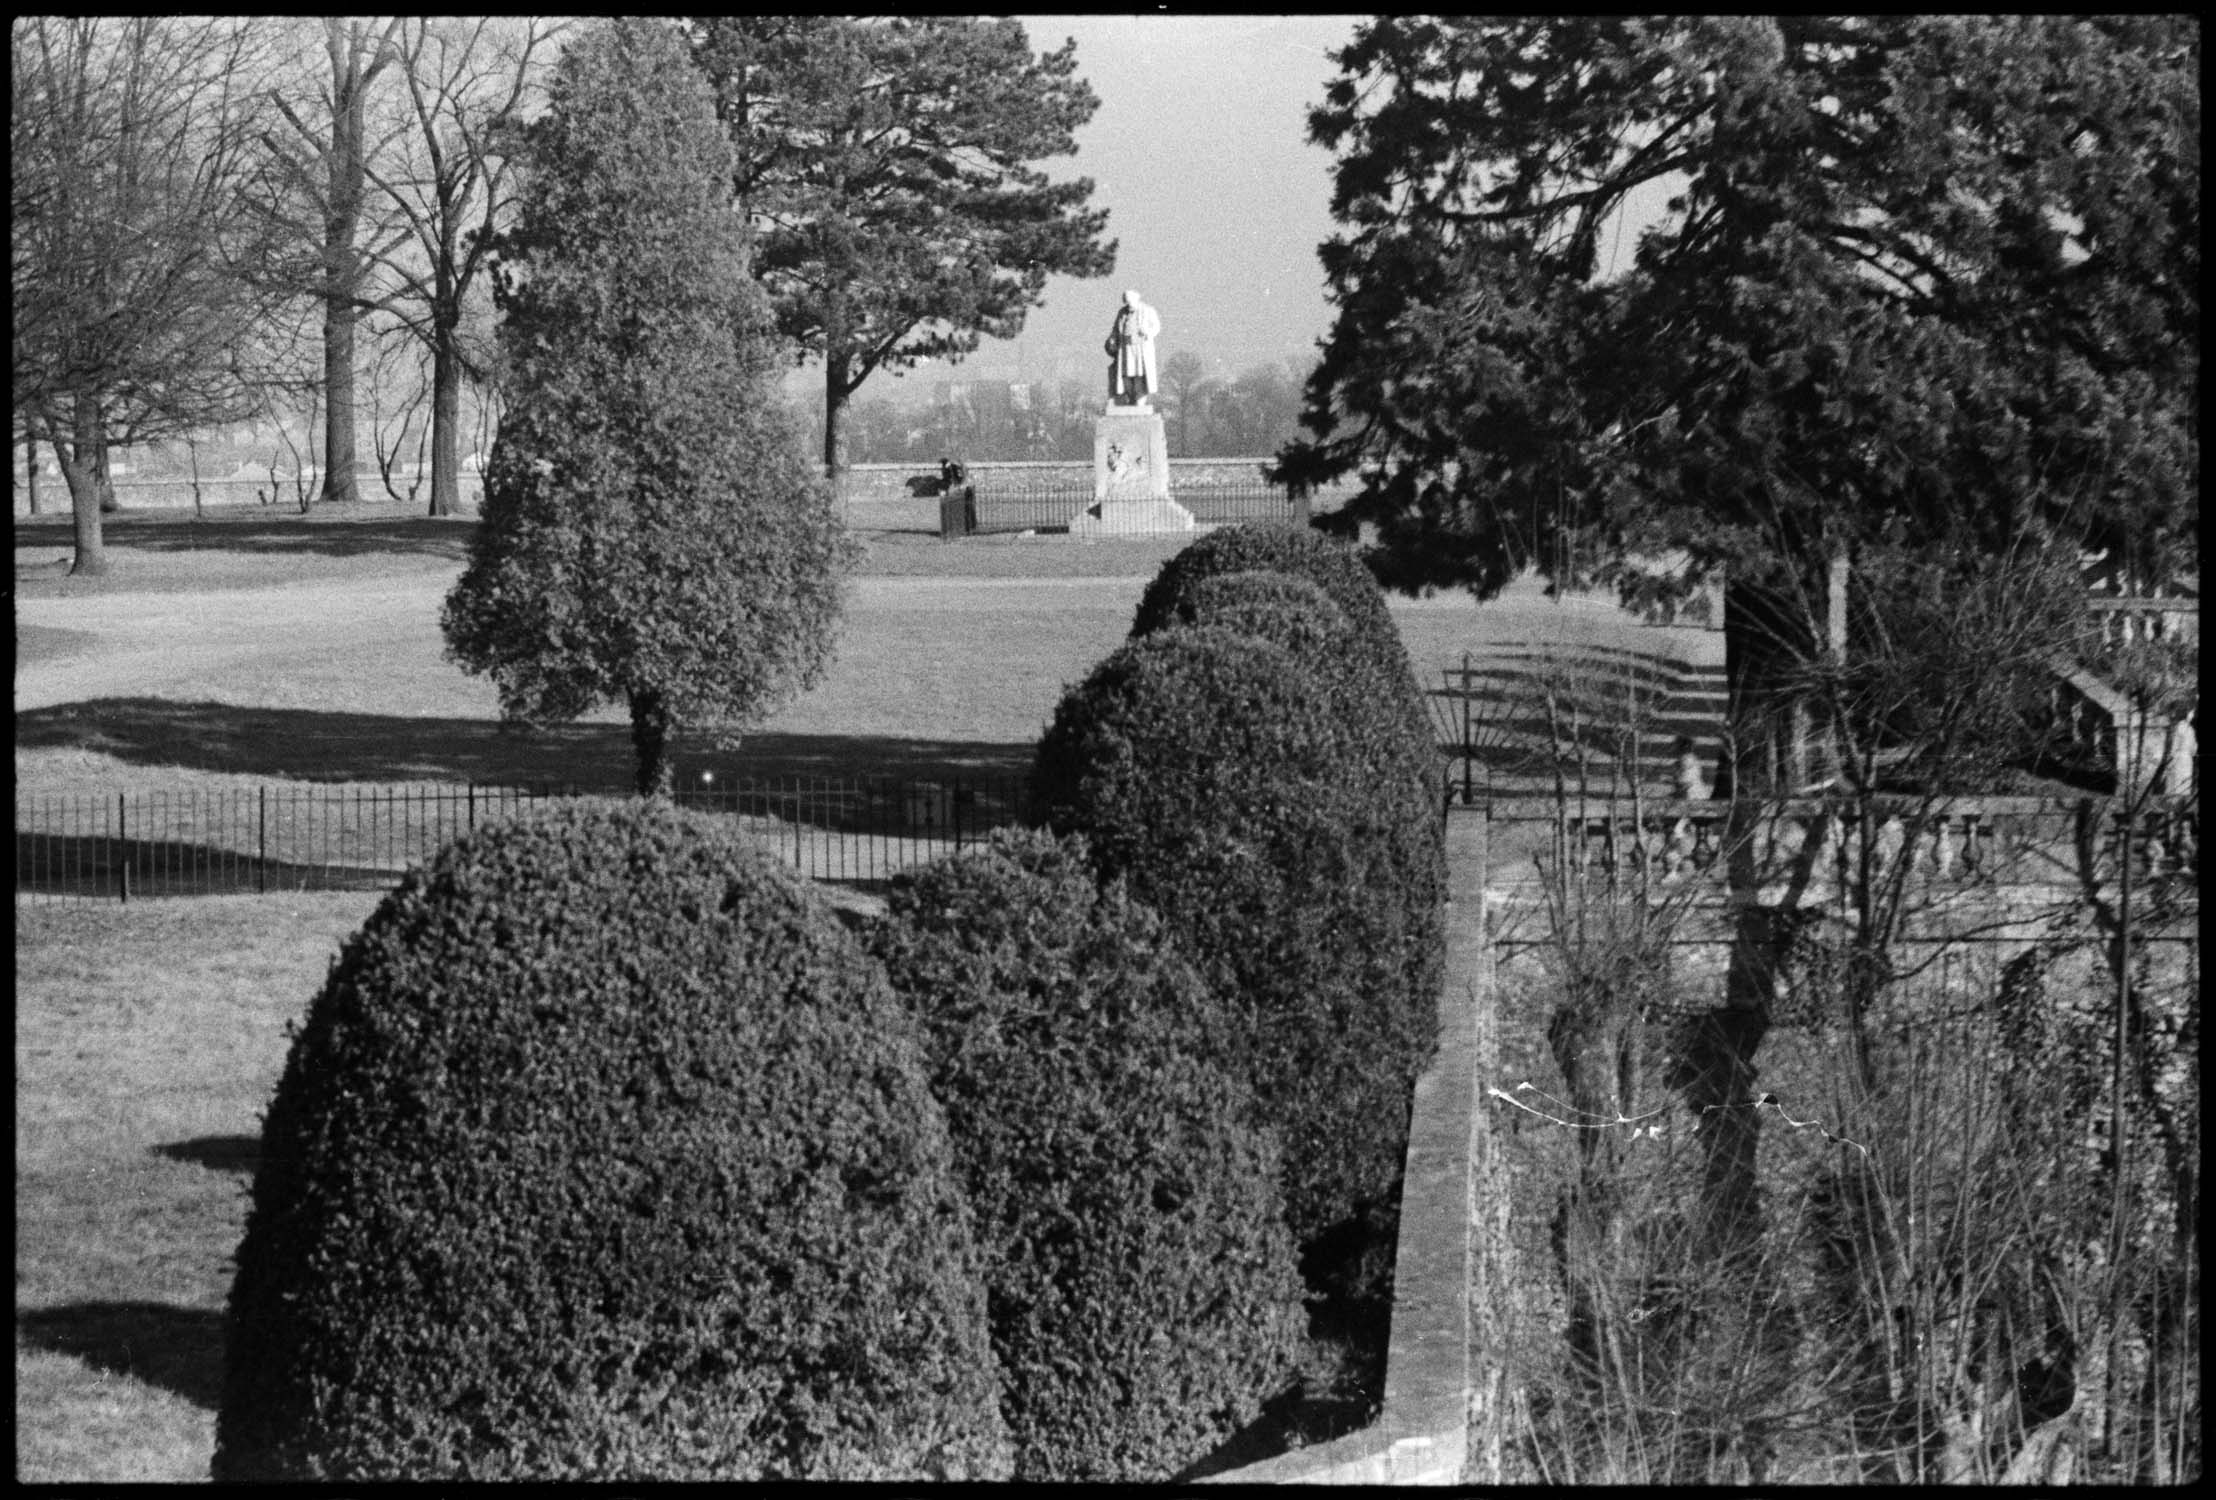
[[1072, 405, 1193, 535]]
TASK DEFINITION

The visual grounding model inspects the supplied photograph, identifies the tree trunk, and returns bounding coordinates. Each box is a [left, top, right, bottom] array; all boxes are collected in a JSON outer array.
[[89, 406, 117, 514], [321, 298, 360, 505], [1689, 577, 1825, 1263], [427, 317, 463, 516], [629, 687, 674, 800], [24, 436, 39, 515], [1692, 929, 1776, 1249], [1724, 577, 1816, 798], [822, 281, 851, 505], [55, 399, 109, 577], [822, 349, 850, 498], [64, 464, 108, 575], [317, 30, 370, 508]]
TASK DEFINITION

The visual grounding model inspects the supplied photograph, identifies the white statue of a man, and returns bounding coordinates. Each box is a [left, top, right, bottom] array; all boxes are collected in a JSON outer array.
[[1105, 289, 1161, 407]]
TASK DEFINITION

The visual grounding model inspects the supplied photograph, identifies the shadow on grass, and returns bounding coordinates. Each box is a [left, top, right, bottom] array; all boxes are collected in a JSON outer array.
[[17, 1302, 226, 1411], [68, 511, 477, 564], [16, 623, 105, 673], [17, 698, 1035, 788], [153, 1136, 263, 1174], [16, 826, 412, 900], [19, 702, 1041, 899], [855, 523, 946, 539]]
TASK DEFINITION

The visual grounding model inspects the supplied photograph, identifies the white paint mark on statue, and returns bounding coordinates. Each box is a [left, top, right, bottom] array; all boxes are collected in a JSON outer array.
[[1105, 289, 1161, 408]]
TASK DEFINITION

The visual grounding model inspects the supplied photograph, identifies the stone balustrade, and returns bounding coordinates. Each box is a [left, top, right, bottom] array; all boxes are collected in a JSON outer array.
[[2043, 656, 2132, 782], [1469, 794, 2199, 896], [2082, 592, 2198, 649], [2041, 653, 2196, 799]]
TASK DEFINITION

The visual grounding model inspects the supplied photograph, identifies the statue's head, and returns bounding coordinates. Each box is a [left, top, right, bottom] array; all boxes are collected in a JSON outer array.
[[1122, 289, 1141, 308]]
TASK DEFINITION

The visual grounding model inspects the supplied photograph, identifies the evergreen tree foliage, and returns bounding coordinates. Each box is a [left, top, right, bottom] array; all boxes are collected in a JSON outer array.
[[215, 800, 1009, 1481], [441, 18, 854, 797], [872, 829, 1304, 1481], [1278, 17, 2198, 612], [690, 17, 1116, 480]]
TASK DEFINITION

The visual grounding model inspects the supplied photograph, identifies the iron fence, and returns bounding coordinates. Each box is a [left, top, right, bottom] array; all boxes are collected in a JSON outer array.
[[15, 474, 485, 515], [15, 775, 1038, 904], [671, 774, 1035, 884]]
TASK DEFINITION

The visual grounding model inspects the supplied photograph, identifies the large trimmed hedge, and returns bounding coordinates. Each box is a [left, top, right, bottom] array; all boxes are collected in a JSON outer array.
[[1132, 530, 1447, 1075], [1128, 523, 1428, 715], [1165, 568, 1353, 653], [871, 829, 1304, 1480], [215, 801, 1008, 1481], [1033, 627, 1434, 1242]]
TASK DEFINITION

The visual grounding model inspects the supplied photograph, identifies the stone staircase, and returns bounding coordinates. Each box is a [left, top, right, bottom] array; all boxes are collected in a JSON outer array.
[[2047, 578, 2198, 797], [1432, 641, 1729, 801]]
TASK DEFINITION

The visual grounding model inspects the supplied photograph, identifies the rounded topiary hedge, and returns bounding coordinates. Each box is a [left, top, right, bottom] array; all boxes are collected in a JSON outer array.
[[215, 800, 1009, 1482], [1166, 564, 1442, 952], [1133, 531, 1447, 1083], [1166, 568, 1353, 654], [870, 828, 1304, 1480], [1032, 627, 1434, 1243], [1128, 523, 1427, 711]]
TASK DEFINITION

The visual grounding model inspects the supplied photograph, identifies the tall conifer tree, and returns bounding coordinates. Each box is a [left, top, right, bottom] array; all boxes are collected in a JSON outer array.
[[443, 17, 853, 798]]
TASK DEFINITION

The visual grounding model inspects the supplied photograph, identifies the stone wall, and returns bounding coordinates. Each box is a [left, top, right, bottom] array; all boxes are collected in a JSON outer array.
[[842, 459, 1352, 506]]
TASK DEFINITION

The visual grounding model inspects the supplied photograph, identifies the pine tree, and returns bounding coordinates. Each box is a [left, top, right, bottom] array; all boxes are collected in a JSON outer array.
[[1280, 16, 2197, 642], [692, 17, 1116, 487]]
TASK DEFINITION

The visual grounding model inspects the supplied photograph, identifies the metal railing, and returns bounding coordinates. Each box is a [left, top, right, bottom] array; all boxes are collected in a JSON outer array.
[[15, 775, 1037, 904], [15, 474, 487, 514]]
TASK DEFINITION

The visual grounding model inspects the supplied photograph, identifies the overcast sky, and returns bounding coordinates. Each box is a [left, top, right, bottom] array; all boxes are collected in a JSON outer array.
[[859, 13, 1360, 397], [1015, 14, 1357, 379]]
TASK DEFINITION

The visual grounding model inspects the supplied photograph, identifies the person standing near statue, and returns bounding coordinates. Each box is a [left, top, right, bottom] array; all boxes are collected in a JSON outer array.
[[1104, 289, 1161, 407]]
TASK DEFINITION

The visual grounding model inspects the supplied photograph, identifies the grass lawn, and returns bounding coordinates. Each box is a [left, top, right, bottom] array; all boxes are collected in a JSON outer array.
[[15, 504, 1233, 800], [16, 500, 1718, 799], [15, 895, 384, 1483]]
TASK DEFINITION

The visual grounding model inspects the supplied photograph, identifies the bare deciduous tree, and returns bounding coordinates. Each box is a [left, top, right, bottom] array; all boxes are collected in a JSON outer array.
[[1158, 349, 1214, 459], [12, 16, 293, 574], [244, 17, 412, 507], [365, 16, 565, 517]]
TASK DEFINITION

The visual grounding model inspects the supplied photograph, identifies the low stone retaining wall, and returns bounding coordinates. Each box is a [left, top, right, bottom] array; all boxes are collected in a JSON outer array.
[[842, 458, 1355, 511], [1204, 812, 1486, 1485]]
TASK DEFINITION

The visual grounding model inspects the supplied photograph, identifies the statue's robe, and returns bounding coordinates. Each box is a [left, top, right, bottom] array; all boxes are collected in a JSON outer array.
[[1105, 301, 1161, 403]]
